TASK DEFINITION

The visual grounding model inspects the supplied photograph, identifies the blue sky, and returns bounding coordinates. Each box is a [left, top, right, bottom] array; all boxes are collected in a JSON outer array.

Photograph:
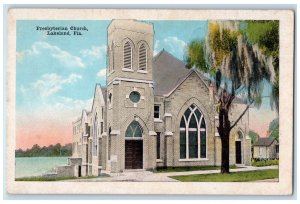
[[16, 20, 277, 149], [16, 20, 208, 108]]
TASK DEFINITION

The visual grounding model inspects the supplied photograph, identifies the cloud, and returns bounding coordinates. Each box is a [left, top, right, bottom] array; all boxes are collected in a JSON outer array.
[[55, 96, 93, 112], [154, 37, 187, 60], [19, 41, 85, 68], [97, 68, 106, 78], [80, 45, 107, 60], [22, 73, 82, 98], [163, 36, 187, 57]]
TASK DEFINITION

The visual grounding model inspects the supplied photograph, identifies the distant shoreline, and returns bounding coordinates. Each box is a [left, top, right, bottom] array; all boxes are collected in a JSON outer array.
[[15, 143, 72, 158], [15, 156, 70, 158]]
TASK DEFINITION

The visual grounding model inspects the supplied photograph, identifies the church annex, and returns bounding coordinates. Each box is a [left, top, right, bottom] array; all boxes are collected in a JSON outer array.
[[69, 19, 251, 176]]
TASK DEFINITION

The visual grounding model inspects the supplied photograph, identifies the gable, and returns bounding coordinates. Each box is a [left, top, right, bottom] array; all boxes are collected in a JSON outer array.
[[91, 84, 105, 112], [153, 50, 210, 97], [164, 70, 210, 98]]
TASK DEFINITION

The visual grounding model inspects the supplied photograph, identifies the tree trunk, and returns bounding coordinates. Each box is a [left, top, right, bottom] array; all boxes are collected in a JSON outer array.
[[218, 108, 231, 174], [220, 132, 230, 173]]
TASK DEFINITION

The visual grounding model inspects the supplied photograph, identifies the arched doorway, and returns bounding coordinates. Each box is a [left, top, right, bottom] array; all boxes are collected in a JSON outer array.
[[125, 121, 143, 169], [235, 131, 244, 164]]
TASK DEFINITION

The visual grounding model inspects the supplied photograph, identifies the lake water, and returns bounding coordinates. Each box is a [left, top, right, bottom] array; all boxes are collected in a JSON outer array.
[[15, 157, 68, 178]]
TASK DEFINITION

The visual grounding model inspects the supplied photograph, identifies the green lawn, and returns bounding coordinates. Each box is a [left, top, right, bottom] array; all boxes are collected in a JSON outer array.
[[170, 169, 279, 182], [155, 165, 237, 173]]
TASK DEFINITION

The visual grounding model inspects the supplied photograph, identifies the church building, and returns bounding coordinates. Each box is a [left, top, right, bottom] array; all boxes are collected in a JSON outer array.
[[70, 19, 251, 176]]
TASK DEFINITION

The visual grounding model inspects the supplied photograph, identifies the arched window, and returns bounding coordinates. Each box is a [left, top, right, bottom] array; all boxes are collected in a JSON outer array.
[[180, 104, 207, 159], [108, 127, 111, 160], [237, 131, 243, 140], [123, 41, 132, 69], [138, 43, 147, 70], [125, 121, 143, 138]]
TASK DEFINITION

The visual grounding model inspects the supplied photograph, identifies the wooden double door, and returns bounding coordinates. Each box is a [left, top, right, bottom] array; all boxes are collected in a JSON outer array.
[[125, 140, 143, 169]]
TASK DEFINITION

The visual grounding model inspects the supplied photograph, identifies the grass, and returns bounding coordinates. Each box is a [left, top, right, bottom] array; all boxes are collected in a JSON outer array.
[[15, 175, 104, 181], [170, 169, 279, 182], [252, 159, 279, 167], [155, 165, 237, 173]]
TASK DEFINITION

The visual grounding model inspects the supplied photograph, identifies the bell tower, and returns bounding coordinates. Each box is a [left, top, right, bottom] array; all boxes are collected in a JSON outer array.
[[105, 19, 156, 173]]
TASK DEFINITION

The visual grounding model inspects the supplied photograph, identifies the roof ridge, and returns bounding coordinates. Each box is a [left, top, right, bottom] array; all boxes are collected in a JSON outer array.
[[153, 49, 186, 66]]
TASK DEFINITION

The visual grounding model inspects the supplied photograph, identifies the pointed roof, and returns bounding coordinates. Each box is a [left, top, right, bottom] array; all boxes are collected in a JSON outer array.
[[153, 50, 191, 96], [253, 137, 276, 147], [91, 83, 106, 111]]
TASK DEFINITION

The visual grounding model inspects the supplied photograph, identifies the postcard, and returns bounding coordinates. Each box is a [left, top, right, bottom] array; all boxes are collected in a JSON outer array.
[[6, 9, 294, 195]]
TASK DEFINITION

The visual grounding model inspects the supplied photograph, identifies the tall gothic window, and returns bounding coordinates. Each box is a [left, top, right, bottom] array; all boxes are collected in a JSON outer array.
[[138, 43, 147, 70], [93, 113, 98, 156], [125, 121, 143, 138], [123, 41, 132, 69], [108, 127, 111, 160], [180, 104, 207, 159]]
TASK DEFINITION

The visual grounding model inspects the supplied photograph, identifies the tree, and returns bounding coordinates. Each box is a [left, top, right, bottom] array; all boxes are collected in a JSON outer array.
[[186, 20, 279, 173], [15, 143, 72, 157], [249, 130, 259, 145], [269, 118, 279, 141]]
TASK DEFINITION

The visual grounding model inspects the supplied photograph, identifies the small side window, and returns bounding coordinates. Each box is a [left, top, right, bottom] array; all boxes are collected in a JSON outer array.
[[154, 105, 160, 119]]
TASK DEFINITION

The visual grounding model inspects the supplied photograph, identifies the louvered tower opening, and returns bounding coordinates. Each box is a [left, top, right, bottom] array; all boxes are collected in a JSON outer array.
[[123, 42, 132, 69], [139, 44, 147, 70]]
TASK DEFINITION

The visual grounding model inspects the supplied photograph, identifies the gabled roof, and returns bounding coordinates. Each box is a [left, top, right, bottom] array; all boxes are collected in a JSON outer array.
[[253, 137, 276, 147], [91, 83, 106, 111], [153, 49, 204, 96], [153, 49, 248, 104], [101, 86, 107, 105], [72, 109, 88, 124]]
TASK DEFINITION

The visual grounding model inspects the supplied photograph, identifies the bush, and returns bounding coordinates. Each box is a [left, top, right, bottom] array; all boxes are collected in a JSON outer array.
[[252, 159, 279, 167]]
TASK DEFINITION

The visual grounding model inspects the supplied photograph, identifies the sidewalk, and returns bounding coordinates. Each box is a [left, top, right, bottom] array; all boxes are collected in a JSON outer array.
[[67, 165, 278, 182]]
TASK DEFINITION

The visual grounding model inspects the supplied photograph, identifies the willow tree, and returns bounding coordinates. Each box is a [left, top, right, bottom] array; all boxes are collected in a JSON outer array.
[[186, 20, 279, 173]]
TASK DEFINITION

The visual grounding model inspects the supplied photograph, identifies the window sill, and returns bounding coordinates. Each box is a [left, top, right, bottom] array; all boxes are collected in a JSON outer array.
[[154, 118, 163, 123], [122, 68, 134, 72], [156, 159, 163, 163], [137, 70, 148, 74], [178, 158, 209, 162], [125, 137, 143, 140]]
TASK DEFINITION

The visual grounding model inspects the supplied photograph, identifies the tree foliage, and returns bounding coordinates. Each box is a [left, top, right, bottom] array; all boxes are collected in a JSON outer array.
[[185, 40, 208, 72], [268, 118, 279, 141], [249, 130, 259, 144], [186, 20, 279, 109], [242, 20, 279, 111], [185, 20, 279, 173], [15, 143, 72, 157]]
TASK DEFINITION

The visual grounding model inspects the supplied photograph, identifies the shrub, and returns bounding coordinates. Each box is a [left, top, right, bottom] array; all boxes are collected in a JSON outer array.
[[252, 159, 279, 167]]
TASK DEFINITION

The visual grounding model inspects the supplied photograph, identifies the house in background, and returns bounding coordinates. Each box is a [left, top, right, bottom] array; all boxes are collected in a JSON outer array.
[[65, 19, 252, 177], [253, 137, 279, 160]]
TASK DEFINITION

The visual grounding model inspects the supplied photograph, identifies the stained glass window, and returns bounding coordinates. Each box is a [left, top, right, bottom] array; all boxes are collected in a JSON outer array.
[[129, 91, 141, 103], [125, 121, 143, 137], [179, 104, 207, 159], [156, 132, 161, 159]]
